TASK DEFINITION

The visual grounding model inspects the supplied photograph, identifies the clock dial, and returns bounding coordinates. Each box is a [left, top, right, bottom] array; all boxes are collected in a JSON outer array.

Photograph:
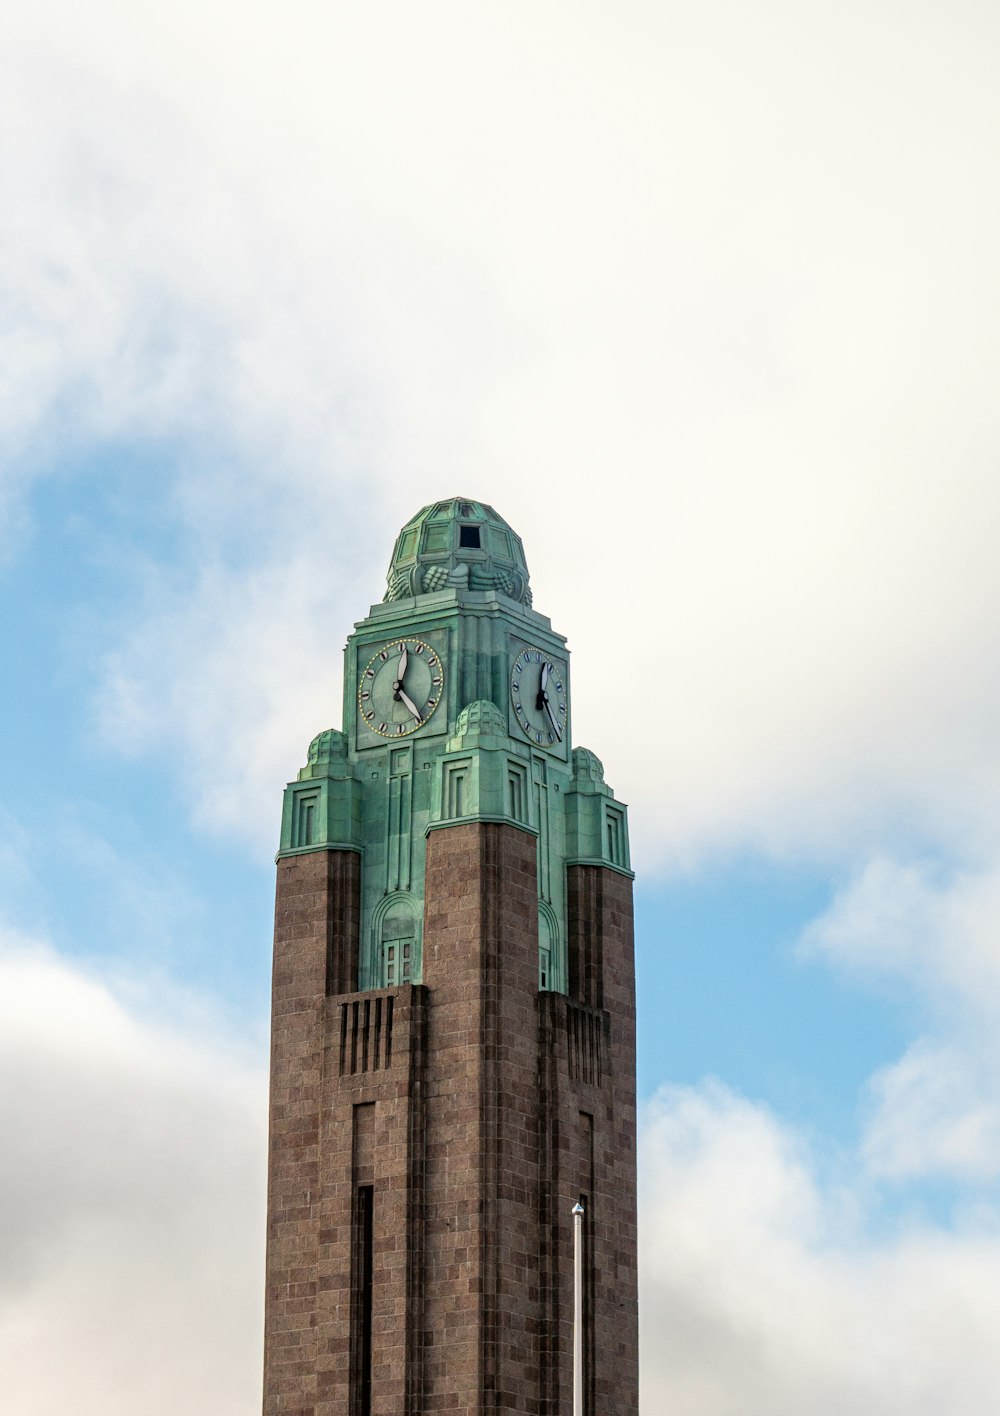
[[510, 647, 567, 749], [359, 638, 445, 738]]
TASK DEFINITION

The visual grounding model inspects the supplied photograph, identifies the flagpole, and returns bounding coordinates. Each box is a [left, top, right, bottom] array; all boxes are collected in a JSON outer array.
[[572, 1200, 585, 1416]]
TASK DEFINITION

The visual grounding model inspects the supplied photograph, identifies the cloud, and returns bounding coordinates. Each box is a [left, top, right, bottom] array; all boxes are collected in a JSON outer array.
[[11, 931, 1000, 1416], [802, 855, 1000, 1017], [0, 930, 265, 1416], [862, 1041, 1000, 1183], [3, 2, 1000, 873], [94, 557, 351, 852], [801, 855, 1000, 1182], [640, 1082, 1000, 1415]]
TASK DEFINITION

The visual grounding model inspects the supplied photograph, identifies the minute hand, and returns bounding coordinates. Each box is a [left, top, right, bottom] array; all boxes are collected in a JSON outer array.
[[398, 688, 422, 722], [542, 695, 563, 741]]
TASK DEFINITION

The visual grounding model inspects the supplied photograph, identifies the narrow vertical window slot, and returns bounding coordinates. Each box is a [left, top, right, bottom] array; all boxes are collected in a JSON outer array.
[[352, 1184, 374, 1416], [350, 1001, 360, 1074], [373, 997, 383, 1070]]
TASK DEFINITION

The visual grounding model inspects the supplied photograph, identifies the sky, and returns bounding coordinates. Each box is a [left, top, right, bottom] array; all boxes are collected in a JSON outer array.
[[2, 2, 1000, 1411]]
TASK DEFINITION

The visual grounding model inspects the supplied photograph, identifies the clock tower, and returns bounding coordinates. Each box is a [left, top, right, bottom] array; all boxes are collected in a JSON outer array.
[[263, 498, 638, 1416]]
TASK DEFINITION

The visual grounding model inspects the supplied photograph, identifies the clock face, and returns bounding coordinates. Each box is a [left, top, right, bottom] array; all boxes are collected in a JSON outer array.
[[358, 638, 445, 738], [510, 647, 567, 749]]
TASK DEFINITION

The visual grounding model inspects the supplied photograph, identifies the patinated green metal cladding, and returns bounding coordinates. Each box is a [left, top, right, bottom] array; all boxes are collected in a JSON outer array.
[[428, 701, 539, 829], [384, 497, 532, 605], [275, 500, 630, 994], [564, 748, 632, 874], [342, 590, 566, 748], [278, 729, 362, 854]]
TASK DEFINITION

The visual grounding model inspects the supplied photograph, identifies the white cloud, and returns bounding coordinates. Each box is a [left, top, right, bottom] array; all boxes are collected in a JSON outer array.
[[863, 1041, 1000, 1183], [802, 855, 1000, 1018], [802, 856, 1000, 1182], [0, 930, 265, 1416], [640, 1083, 1000, 1415], [94, 557, 351, 851], [2, 1, 1000, 871]]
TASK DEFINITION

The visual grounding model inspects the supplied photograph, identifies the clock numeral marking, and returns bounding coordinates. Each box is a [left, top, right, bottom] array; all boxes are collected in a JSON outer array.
[[361, 691, 370, 700], [363, 709, 374, 723], [379, 651, 389, 661], [366, 668, 375, 679], [415, 644, 424, 654], [378, 722, 388, 733], [432, 676, 442, 687], [396, 724, 406, 735], [427, 697, 437, 709], [397, 641, 404, 651]]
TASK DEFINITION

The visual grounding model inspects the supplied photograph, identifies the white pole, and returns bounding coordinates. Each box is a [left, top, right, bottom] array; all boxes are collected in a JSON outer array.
[[572, 1200, 585, 1416]]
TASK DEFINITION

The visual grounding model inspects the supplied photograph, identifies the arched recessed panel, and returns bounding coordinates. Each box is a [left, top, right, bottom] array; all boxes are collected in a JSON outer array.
[[538, 900, 565, 994], [373, 894, 420, 988]]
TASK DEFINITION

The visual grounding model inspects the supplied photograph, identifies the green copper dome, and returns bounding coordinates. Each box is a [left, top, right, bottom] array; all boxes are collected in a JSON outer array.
[[384, 498, 531, 606]]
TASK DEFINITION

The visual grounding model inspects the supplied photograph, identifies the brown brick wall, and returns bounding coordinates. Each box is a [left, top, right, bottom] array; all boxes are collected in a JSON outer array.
[[263, 850, 426, 1416], [264, 850, 347, 1415], [421, 820, 542, 1414], [562, 865, 639, 1416], [263, 841, 638, 1416]]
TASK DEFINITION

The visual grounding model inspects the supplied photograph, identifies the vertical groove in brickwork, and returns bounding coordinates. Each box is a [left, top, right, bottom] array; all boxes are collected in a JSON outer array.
[[404, 986, 427, 1416]]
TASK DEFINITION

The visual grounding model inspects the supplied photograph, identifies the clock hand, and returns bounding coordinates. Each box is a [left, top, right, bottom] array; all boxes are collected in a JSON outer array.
[[542, 694, 563, 741], [536, 660, 549, 710], [394, 644, 408, 691], [398, 688, 422, 722]]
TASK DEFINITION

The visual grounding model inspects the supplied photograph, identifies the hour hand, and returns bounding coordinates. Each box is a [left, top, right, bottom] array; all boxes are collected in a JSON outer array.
[[536, 660, 549, 710], [398, 688, 422, 722]]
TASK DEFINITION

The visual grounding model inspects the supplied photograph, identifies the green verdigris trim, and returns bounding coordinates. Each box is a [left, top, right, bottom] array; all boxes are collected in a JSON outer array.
[[565, 856, 636, 880], [275, 842, 363, 861], [426, 815, 539, 838]]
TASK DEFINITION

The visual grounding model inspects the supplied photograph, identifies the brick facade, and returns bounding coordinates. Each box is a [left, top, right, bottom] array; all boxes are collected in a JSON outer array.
[[263, 827, 638, 1415]]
